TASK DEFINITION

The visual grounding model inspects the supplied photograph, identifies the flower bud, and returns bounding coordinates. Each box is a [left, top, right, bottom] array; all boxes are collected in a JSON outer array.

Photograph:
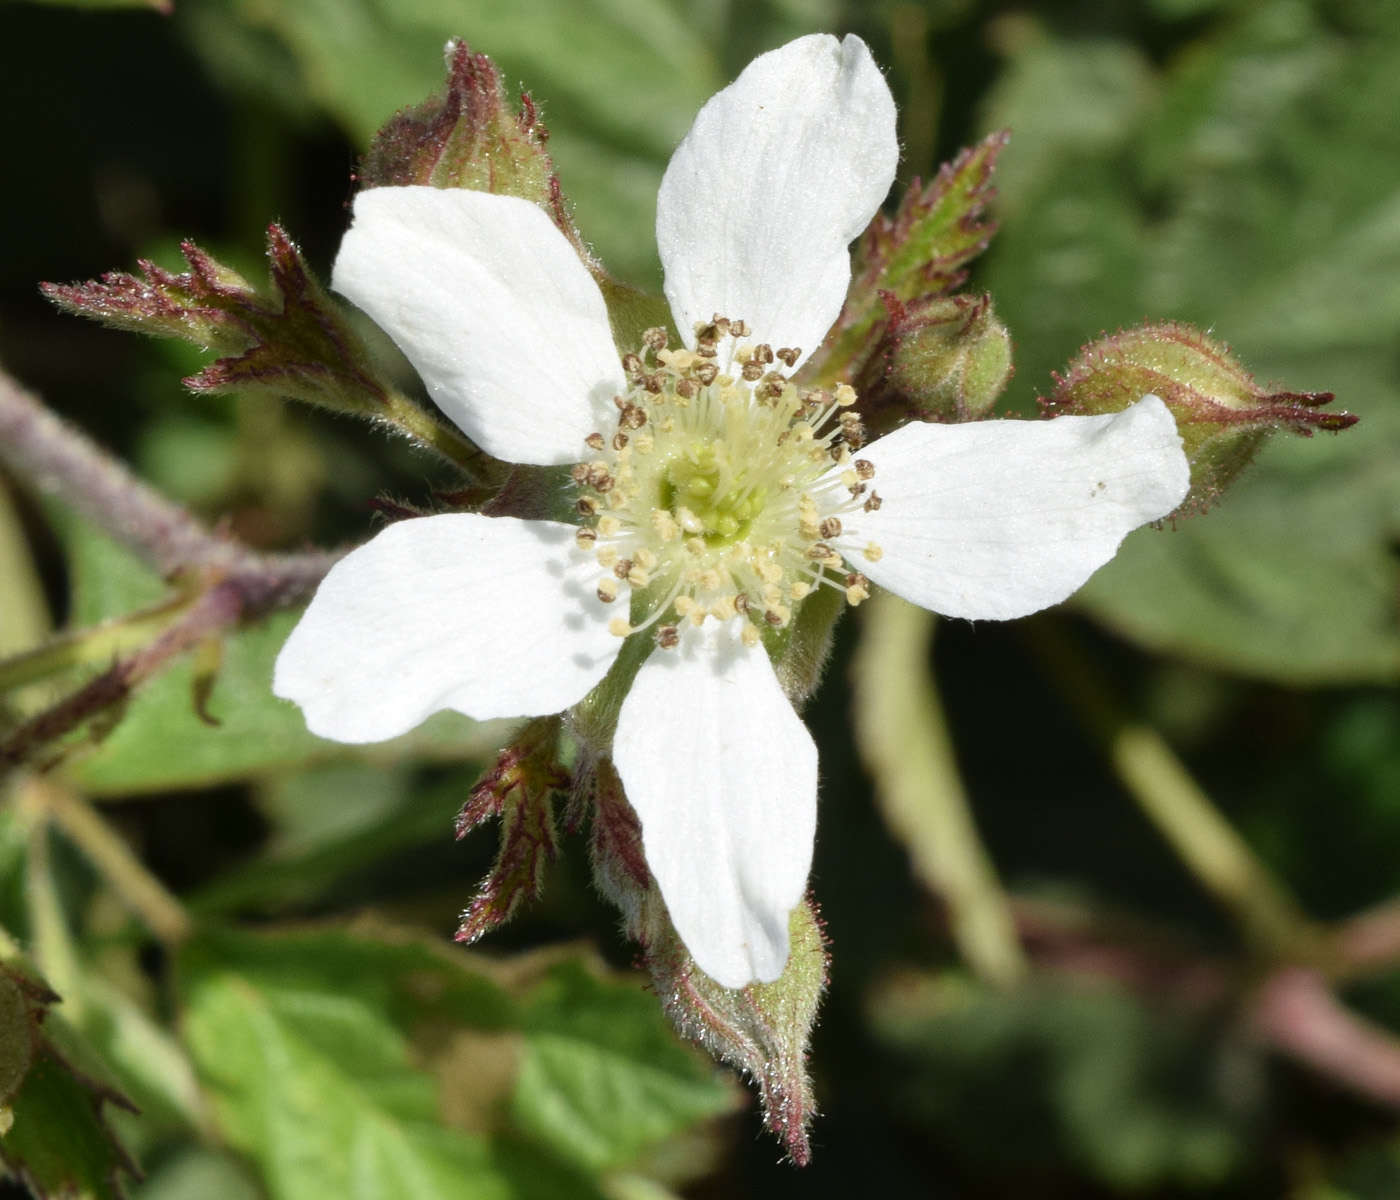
[[856, 293, 1013, 437], [1045, 322, 1357, 512]]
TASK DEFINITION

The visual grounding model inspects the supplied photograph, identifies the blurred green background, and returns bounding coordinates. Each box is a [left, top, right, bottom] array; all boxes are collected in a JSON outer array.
[[3, 0, 1400, 1196]]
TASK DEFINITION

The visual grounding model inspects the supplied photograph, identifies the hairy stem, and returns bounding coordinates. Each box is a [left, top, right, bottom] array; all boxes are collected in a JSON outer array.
[[0, 364, 342, 769], [383, 387, 492, 474], [0, 366, 240, 578], [852, 593, 1027, 986], [0, 597, 192, 695]]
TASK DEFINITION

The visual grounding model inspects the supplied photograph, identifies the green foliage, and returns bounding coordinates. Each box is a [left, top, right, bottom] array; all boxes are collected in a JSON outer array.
[[983, 1, 1400, 682], [3, 1050, 138, 1200], [177, 926, 735, 1198], [0, 956, 142, 1200]]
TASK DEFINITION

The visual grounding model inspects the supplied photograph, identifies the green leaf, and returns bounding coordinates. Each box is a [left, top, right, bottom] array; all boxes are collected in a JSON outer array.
[[177, 925, 734, 1186], [131, 1148, 260, 1200], [183, 971, 515, 1200], [2, 1048, 139, 1200], [513, 961, 734, 1172], [0, 957, 141, 1200], [982, 6, 1400, 681]]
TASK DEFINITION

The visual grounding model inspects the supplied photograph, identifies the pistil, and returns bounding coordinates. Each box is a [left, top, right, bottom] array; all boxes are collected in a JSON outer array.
[[575, 319, 883, 646]]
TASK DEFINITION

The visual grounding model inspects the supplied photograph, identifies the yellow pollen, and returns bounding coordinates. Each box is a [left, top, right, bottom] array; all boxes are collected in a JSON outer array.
[[863, 543, 884, 563], [710, 595, 737, 620], [573, 323, 884, 640]]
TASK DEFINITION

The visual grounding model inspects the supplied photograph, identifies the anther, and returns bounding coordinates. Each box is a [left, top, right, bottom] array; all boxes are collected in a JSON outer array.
[[576, 496, 598, 516], [612, 432, 629, 450], [754, 343, 774, 365], [710, 595, 737, 620], [676, 378, 699, 399], [776, 347, 800, 367], [642, 326, 668, 351], [622, 404, 647, 429], [657, 625, 680, 649], [597, 579, 619, 603], [741, 623, 760, 648], [729, 319, 750, 338], [863, 543, 884, 562], [820, 517, 843, 539], [835, 384, 857, 407], [741, 361, 764, 382], [608, 617, 632, 637], [854, 459, 875, 480], [613, 558, 633, 579], [571, 464, 591, 485], [574, 528, 597, 549], [734, 593, 750, 614], [695, 363, 718, 385], [585, 432, 606, 451], [808, 542, 833, 560], [622, 352, 643, 376], [643, 374, 663, 394], [863, 491, 883, 512]]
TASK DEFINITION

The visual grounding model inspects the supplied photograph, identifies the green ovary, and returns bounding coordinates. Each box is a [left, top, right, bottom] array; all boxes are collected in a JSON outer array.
[[659, 443, 768, 546]]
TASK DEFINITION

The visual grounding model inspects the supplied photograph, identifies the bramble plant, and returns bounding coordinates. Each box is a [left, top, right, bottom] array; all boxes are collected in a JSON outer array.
[[2, 8, 1386, 1196]]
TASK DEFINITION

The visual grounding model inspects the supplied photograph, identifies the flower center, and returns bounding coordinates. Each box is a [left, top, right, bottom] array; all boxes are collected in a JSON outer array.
[[573, 319, 884, 648]]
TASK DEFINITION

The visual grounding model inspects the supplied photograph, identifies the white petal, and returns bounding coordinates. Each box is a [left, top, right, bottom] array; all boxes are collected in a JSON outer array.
[[613, 621, 818, 988], [274, 514, 621, 742], [656, 34, 898, 370], [853, 397, 1190, 620], [332, 187, 625, 466]]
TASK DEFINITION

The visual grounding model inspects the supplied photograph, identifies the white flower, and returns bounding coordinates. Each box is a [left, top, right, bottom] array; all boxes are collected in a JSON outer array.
[[273, 34, 1190, 989]]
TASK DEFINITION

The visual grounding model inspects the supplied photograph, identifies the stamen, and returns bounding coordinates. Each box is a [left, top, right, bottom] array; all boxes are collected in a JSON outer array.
[[570, 318, 885, 643]]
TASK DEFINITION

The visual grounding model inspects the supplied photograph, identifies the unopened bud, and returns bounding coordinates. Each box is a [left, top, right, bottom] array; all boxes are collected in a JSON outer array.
[[856, 294, 1012, 437], [1045, 322, 1357, 512]]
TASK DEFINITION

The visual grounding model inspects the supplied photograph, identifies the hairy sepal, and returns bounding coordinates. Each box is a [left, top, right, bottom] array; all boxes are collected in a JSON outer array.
[[360, 39, 586, 259], [806, 131, 1008, 391], [454, 716, 569, 944], [1046, 322, 1357, 513], [43, 228, 393, 416], [587, 758, 827, 1164]]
